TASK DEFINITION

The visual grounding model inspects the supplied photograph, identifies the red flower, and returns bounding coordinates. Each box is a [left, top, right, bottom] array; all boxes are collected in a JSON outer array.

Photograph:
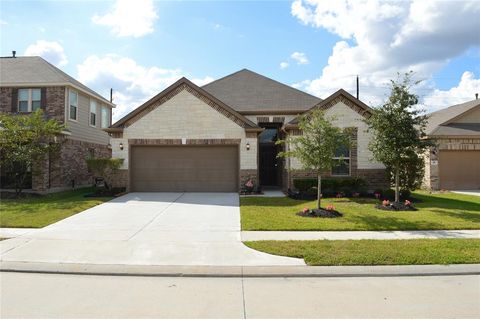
[[405, 200, 412, 206], [326, 205, 335, 211], [382, 199, 390, 207], [303, 207, 310, 213]]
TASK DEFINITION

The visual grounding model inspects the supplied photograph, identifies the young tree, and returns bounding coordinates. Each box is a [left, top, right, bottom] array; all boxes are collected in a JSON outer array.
[[365, 72, 432, 203], [0, 109, 65, 196], [278, 109, 350, 209]]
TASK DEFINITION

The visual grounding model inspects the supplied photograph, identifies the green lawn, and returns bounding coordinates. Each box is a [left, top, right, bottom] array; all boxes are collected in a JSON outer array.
[[241, 191, 480, 231], [245, 239, 480, 265], [0, 188, 113, 228]]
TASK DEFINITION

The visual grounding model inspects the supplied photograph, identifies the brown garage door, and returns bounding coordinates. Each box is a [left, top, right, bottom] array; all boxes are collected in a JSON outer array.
[[130, 145, 239, 192], [439, 150, 480, 190]]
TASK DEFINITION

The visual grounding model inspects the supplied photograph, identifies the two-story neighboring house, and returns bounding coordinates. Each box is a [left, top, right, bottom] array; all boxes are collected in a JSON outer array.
[[0, 55, 114, 193]]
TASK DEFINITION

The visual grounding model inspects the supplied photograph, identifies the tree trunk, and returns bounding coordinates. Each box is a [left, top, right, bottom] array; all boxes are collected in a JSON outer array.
[[15, 171, 27, 198], [317, 171, 322, 209], [395, 165, 400, 203]]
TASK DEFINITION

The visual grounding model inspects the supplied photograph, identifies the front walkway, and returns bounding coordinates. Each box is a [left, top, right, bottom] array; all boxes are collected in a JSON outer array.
[[241, 230, 480, 241], [0, 193, 304, 266], [452, 190, 480, 197]]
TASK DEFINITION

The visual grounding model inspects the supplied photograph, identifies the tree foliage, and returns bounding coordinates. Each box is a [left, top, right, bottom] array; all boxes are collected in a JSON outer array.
[[365, 72, 432, 202], [278, 109, 350, 208], [0, 110, 65, 196]]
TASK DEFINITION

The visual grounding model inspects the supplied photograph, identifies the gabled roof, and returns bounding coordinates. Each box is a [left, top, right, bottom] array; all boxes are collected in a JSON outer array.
[[0, 56, 114, 106], [109, 77, 260, 131], [426, 99, 480, 137], [286, 89, 373, 127], [202, 69, 321, 113]]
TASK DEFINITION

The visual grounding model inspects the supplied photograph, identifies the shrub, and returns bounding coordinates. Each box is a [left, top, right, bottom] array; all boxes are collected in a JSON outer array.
[[85, 158, 124, 190], [293, 177, 368, 198]]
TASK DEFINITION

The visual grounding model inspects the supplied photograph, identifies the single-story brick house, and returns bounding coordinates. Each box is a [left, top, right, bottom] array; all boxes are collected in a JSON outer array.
[[0, 55, 114, 192], [106, 69, 389, 192], [423, 98, 480, 190]]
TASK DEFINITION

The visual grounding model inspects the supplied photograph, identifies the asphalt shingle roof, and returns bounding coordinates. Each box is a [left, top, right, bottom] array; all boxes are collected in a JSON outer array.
[[202, 69, 321, 113], [0, 56, 112, 104], [426, 99, 480, 137]]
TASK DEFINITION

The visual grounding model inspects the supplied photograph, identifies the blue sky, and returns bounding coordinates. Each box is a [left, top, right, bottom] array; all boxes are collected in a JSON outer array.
[[1, 0, 479, 120]]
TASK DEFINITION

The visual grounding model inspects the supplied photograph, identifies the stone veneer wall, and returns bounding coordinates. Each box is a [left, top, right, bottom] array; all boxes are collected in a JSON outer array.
[[32, 138, 111, 192]]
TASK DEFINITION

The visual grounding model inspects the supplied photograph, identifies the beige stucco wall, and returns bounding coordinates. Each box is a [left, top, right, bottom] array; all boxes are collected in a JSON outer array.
[[288, 101, 384, 170], [110, 89, 257, 170]]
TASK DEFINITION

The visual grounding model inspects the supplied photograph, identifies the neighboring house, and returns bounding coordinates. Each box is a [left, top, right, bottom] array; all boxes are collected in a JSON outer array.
[[423, 98, 480, 190], [106, 69, 388, 192], [0, 55, 114, 192]]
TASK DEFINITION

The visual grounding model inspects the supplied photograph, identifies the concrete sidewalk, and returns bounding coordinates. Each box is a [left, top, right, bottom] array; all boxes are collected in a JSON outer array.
[[0, 228, 37, 239], [452, 190, 480, 197], [241, 229, 480, 241]]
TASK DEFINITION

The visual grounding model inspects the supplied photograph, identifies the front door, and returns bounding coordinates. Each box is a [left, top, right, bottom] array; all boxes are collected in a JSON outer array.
[[259, 126, 280, 186]]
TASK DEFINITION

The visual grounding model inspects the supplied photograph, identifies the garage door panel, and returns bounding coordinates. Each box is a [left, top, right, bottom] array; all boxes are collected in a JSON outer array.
[[130, 145, 239, 192], [439, 150, 480, 190]]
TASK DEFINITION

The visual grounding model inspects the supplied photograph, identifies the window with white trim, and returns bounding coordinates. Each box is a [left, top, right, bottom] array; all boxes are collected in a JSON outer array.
[[17, 88, 41, 112], [332, 145, 350, 176], [90, 100, 97, 127], [101, 106, 109, 128], [69, 90, 78, 121]]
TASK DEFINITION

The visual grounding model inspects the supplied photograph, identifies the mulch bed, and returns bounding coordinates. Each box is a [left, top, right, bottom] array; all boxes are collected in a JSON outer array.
[[375, 202, 418, 211], [297, 208, 343, 218]]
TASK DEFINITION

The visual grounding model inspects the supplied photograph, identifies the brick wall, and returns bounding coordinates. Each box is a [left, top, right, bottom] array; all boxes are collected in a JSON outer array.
[[0, 87, 12, 113], [45, 86, 65, 123], [0, 86, 65, 123], [32, 138, 111, 192]]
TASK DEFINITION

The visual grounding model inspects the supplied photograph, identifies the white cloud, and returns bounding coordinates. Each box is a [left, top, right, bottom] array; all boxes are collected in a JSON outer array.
[[291, 0, 480, 111], [280, 62, 289, 69], [76, 54, 214, 121], [291, 52, 309, 65], [24, 40, 68, 67], [92, 0, 158, 38], [422, 71, 480, 111]]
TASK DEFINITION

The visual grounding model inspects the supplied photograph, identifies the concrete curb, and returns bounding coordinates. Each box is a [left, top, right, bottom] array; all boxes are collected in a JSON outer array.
[[1, 261, 479, 278]]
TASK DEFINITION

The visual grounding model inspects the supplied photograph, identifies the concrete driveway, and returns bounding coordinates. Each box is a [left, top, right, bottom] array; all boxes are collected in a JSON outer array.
[[0, 193, 304, 266]]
